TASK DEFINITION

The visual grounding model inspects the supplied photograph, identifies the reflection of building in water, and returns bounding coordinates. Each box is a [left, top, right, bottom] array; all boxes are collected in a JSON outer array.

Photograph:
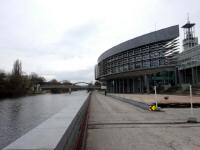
[[178, 18, 200, 86]]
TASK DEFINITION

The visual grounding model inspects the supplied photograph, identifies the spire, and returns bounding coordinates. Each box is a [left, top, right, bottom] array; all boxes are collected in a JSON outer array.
[[182, 15, 198, 51], [187, 13, 190, 23]]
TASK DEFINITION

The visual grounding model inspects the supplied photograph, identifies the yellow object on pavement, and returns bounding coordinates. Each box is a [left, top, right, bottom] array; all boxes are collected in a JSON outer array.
[[149, 104, 158, 111]]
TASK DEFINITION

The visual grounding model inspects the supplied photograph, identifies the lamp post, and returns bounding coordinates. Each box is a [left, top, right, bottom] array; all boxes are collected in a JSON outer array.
[[187, 84, 197, 123], [154, 86, 158, 108], [189, 85, 194, 115]]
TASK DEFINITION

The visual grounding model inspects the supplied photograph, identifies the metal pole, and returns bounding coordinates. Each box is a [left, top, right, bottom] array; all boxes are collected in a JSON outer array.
[[189, 85, 194, 116], [187, 84, 197, 123], [122, 79, 125, 93], [132, 78, 135, 93], [197, 66, 198, 83], [154, 86, 158, 108]]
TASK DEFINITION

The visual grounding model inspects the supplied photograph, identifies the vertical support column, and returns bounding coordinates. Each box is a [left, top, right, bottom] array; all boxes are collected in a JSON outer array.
[[110, 80, 112, 93], [113, 79, 116, 93], [122, 79, 125, 93], [127, 79, 130, 93], [124, 79, 126, 93], [197, 66, 199, 84], [184, 69, 187, 83], [106, 80, 109, 92], [132, 78, 135, 93], [125, 79, 127, 93], [141, 76, 144, 93], [116, 79, 119, 93], [139, 76, 142, 93], [111, 80, 114, 93], [119, 79, 121, 93], [117, 79, 118, 93], [113, 80, 115, 93], [195, 67, 198, 84], [112, 80, 114, 93], [144, 75, 150, 93], [108, 80, 110, 93], [178, 70, 182, 85], [192, 67, 195, 85], [174, 70, 177, 85]]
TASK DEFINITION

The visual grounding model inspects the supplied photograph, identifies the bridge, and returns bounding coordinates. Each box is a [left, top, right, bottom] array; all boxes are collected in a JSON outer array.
[[73, 81, 91, 85], [40, 81, 100, 92]]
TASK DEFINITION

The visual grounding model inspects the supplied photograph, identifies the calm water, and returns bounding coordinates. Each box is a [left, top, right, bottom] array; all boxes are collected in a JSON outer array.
[[0, 91, 87, 149]]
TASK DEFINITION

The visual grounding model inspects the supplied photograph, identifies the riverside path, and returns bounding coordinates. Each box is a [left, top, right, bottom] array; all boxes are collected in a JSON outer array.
[[86, 91, 200, 150]]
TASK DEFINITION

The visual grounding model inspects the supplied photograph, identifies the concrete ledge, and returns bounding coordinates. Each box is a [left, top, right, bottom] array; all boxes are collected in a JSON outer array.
[[108, 94, 149, 110], [4, 92, 91, 150]]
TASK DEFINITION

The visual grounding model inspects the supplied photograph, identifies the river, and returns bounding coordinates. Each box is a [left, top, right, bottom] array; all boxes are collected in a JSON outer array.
[[0, 91, 88, 149]]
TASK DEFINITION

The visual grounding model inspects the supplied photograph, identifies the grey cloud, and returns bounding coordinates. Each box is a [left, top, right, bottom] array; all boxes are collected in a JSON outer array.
[[0, 0, 200, 82], [41, 67, 94, 83], [64, 23, 97, 42]]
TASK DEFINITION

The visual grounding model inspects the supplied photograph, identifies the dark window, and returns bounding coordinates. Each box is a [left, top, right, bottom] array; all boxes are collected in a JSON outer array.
[[135, 62, 142, 69], [143, 61, 150, 68]]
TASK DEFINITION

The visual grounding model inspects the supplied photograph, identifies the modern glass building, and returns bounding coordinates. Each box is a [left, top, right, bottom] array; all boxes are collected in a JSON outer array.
[[95, 25, 179, 93]]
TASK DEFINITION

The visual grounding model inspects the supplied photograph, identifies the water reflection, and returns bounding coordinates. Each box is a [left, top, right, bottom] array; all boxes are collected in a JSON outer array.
[[0, 91, 87, 149]]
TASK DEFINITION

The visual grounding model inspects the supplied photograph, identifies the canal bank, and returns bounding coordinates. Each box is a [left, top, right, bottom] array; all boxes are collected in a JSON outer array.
[[1, 91, 90, 149]]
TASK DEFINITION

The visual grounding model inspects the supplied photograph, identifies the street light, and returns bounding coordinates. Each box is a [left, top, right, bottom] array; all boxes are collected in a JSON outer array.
[[154, 86, 158, 108], [187, 84, 197, 123]]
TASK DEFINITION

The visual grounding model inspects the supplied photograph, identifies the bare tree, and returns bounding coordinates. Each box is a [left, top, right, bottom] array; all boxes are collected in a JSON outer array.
[[12, 59, 22, 76]]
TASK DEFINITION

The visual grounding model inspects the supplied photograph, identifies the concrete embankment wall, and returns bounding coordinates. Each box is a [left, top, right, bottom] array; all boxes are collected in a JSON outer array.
[[4, 92, 91, 150]]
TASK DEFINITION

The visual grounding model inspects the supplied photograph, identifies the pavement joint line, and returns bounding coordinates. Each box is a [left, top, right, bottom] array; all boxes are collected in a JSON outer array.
[[88, 125, 200, 129], [88, 121, 200, 125], [88, 122, 200, 130]]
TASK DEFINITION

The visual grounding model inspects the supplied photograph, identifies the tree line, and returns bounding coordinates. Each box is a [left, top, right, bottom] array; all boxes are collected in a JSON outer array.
[[0, 59, 98, 98], [0, 59, 46, 98]]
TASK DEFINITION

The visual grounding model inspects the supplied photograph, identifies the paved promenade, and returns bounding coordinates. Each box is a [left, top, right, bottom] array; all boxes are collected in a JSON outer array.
[[86, 92, 200, 150], [109, 93, 200, 104]]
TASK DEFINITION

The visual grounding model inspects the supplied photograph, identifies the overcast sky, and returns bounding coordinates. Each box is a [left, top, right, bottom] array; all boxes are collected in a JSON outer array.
[[0, 0, 199, 82]]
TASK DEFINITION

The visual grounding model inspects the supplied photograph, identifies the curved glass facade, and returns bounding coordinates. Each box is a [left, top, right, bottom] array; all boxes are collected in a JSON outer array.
[[95, 25, 180, 93]]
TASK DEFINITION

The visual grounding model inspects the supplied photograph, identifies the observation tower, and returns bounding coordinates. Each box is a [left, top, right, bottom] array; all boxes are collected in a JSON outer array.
[[182, 17, 198, 51]]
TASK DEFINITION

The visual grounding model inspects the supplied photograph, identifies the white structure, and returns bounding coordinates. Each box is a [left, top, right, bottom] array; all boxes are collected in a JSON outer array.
[[178, 19, 200, 85], [182, 17, 198, 51]]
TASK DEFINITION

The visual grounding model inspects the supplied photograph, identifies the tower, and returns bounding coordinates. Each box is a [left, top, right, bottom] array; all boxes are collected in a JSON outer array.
[[182, 16, 198, 51]]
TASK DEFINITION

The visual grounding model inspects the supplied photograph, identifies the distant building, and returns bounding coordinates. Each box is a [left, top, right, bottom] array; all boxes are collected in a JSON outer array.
[[178, 19, 200, 86], [95, 25, 179, 93]]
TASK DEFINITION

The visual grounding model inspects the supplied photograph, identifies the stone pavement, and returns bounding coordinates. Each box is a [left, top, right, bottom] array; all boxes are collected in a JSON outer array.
[[109, 93, 200, 104], [86, 92, 200, 150]]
